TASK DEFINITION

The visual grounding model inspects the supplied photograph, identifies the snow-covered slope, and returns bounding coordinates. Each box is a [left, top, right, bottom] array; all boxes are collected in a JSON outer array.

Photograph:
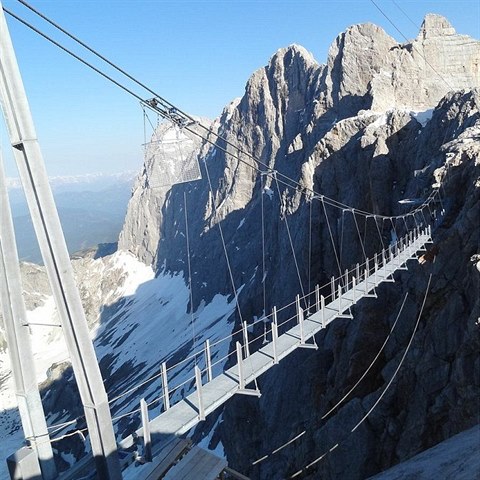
[[0, 251, 237, 479], [368, 424, 480, 480]]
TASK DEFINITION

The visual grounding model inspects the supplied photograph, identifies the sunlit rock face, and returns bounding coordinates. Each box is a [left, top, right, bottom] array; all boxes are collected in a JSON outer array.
[[116, 14, 479, 479], [1, 12, 479, 480]]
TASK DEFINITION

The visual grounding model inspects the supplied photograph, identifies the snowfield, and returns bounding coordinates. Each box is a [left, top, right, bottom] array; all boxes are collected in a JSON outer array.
[[0, 250, 236, 480]]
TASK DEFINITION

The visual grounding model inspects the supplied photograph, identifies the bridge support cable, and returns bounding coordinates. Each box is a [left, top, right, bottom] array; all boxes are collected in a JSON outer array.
[[320, 196, 343, 279], [260, 174, 267, 317], [183, 191, 197, 362], [288, 273, 433, 478], [352, 209, 368, 263], [4, 2, 444, 229], [273, 173, 307, 307], [202, 158, 244, 325], [248, 292, 409, 468], [373, 215, 386, 251]]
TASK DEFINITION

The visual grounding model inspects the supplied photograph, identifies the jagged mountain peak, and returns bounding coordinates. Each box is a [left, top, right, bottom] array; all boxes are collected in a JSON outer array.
[[418, 13, 456, 39]]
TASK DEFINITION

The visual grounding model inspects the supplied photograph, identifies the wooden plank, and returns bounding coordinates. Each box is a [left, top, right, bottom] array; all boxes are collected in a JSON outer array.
[[141, 438, 191, 480]]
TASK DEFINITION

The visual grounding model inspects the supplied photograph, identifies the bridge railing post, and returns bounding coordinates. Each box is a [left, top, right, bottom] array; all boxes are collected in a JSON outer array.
[[195, 366, 205, 421], [321, 295, 325, 327], [161, 362, 170, 411], [356, 263, 360, 281], [272, 307, 279, 364], [140, 398, 152, 463], [205, 339, 212, 383], [299, 306, 305, 344], [352, 276, 356, 303], [315, 285, 320, 312], [337, 285, 342, 314], [374, 254, 378, 285], [243, 321, 250, 358], [331, 276, 335, 301], [236, 341, 244, 390], [364, 259, 369, 295], [344, 268, 349, 290], [296, 294, 301, 322]]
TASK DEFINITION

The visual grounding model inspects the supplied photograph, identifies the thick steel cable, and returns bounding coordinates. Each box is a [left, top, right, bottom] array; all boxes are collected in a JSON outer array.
[[5, 5, 440, 224], [273, 172, 307, 305], [321, 291, 409, 420], [391, 0, 419, 30], [321, 197, 343, 278], [184, 191, 197, 362], [203, 158, 245, 326], [289, 273, 433, 478]]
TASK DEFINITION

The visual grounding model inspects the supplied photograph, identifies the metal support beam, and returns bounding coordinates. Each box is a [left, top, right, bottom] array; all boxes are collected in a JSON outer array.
[[272, 307, 279, 365], [235, 342, 261, 397], [140, 399, 151, 463], [194, 366, 205, 421], [161, 362, 170, 411], [0, 157, 57, 480], [321, 295, 325, 328], [315, 285, 320, 312], [242, 321, 250, 358], [205, 340, 212, 383], [0, 5, 121, 478], [298, 307, 317, 350]]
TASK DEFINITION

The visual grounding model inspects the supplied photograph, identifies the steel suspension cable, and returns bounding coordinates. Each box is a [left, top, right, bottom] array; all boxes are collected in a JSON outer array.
[[321, 292, 409, 420], [184, 191, 197, 360], [352, 209, 368, 262], [289, 273, 433, 478], [261, 174, 267, 316], [203, 158, 245, 325], [273, 173, 307, 305], [321, 197, 343, 277], [5, 4, 441, 224]]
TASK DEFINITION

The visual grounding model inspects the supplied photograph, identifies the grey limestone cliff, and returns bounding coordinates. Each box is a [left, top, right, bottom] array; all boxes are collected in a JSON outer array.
[[115, 13, 480, 479]]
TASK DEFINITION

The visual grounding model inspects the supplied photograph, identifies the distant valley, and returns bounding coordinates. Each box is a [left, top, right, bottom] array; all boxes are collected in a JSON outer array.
[[7, 172, 135, 264]]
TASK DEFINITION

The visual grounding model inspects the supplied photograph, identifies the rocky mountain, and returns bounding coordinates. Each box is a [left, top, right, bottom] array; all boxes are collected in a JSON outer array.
[[117, 13, 479, 479], [0, 13, 479, 480]]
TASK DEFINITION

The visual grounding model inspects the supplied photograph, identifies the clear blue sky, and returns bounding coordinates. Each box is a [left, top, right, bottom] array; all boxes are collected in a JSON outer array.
[[1, 0, 479, 176]]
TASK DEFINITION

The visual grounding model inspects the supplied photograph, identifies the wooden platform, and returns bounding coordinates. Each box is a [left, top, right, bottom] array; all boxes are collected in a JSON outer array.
[[163, 446, 227, 480]]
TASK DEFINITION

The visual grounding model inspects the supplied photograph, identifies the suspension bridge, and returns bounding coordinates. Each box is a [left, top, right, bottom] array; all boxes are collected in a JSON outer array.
[[0, 2, 449, 480]]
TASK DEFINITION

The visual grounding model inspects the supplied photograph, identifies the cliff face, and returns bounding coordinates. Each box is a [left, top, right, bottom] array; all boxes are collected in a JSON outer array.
[[1, 12, 477, 479], [114, 14, 479, 479]]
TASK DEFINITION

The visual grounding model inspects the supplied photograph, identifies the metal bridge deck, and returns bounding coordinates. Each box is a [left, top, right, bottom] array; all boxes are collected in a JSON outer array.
[[122, 231, 431, 449]]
